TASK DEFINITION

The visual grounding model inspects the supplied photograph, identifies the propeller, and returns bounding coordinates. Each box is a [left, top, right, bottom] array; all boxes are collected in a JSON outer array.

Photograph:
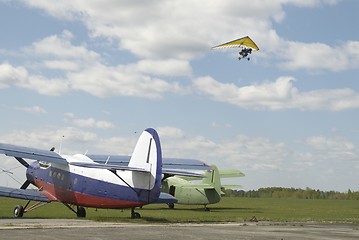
[[20, 180, 31, 189], [14, 157, 31, 189], [15, 157, 29, 168]]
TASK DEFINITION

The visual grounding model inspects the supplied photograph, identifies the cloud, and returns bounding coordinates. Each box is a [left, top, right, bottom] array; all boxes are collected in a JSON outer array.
[[17, 0, 349, 75], [15, 105, 47, 114], [21, 0, 337, 60], [193, 76, 359, 111], [277, 41, 359, 72], [1, 31, 186, 98], [0, 63, 28, 89], [64, 113, 114, 129], [305, 136, 358, 161]]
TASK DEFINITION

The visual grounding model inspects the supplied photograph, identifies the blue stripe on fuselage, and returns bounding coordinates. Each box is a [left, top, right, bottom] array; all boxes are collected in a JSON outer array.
[[27, 162, 158, 204]]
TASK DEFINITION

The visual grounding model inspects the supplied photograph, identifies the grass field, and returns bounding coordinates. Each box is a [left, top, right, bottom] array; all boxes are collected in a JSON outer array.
[[1, 197, 359, 223]]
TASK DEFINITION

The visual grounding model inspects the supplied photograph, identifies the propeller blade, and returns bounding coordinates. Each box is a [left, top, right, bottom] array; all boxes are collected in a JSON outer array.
[[20, 180, 31, 189], [15, 157, 29, 168]]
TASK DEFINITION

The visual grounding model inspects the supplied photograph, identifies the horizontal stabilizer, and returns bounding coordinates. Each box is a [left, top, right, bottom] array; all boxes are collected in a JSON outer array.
[[0, 186, 50, 202], [163, 169, 205, 178], [0, 143, 67, 165], [69, 162, 150, 172], [222, 184, 243, 189], [154, 192, 177, 204], [180, 184, 215, 190], [220, 170, 245, 178]]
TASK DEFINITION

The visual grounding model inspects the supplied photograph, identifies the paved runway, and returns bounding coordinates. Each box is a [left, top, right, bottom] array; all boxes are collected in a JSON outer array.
[[0, 219, 359, 240]]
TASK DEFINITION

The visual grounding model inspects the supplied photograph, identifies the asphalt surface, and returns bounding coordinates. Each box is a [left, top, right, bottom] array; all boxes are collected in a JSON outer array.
[[0, 219, 359, 240]]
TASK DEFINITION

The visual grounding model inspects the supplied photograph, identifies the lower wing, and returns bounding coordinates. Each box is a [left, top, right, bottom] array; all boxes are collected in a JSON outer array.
[[0, 186, 50, 202]]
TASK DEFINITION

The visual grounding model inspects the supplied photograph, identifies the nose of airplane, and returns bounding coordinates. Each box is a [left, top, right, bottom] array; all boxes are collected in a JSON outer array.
[[25, 162, 37, 185]]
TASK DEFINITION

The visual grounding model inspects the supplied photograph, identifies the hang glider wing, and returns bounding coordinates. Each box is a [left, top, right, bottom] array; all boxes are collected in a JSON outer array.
[[212, 36, 259, 51], [0, 143, 67, 165], [0, 186, 50, 202]]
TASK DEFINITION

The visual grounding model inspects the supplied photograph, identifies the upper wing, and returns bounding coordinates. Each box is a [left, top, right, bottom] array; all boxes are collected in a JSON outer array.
[[212, 36, 259, 50], [69, 162, 150, 173], [0, 186, 50, 202], [219, 169, 245, 178], [0, 143, 67, 165], [88, 155, 210, 178]]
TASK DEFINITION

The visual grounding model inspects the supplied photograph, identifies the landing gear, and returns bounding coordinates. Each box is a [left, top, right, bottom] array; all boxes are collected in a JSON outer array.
[[204, 205, 210, 211], [168, 203, 175, 209], [14, 205, 24, 218], [76, 206, 86, 218], [63, 203, 87, 218], [131, 208, 141, 219], [13, 201, 48, 218]]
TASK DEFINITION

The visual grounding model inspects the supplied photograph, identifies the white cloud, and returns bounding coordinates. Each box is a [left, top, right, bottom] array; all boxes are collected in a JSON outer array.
[[305, 136, 358, 161], [278, 41, 359, 72], [0, 127, 97, 152], [1, 31, 186, 98], [0, 63, 28, 89], [193, 76, 359, 111], [15, 105, 47, 114], [18, 0, 349, 74], [64, 113, 114, 129], [22, 0, 337, 60]]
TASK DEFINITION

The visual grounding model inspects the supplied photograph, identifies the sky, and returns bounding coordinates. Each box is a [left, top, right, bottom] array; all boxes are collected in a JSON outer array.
[[0, 0, 358, 192]]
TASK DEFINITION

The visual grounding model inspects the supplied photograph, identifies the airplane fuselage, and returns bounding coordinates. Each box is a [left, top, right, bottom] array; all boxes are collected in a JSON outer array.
[[26, 155, 157, 209]]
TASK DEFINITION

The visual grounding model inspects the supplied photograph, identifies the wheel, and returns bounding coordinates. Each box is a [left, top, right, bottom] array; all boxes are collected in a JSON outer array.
[[14, 205, 24, 218], [168, 203, 175, 209], [131, 212, 141, 219], [76, 206, 86, 218]]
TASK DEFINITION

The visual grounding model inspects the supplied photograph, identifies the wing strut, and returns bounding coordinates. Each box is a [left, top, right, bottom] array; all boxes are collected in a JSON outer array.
[[109, 170, 139, 196]]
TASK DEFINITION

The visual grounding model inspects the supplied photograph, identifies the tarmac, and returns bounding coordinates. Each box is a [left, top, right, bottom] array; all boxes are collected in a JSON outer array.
[[0, 219, 359, 240]]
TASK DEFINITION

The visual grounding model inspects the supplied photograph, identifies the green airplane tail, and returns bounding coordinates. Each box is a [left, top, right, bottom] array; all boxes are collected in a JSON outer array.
[[202, 165, 222, 195]]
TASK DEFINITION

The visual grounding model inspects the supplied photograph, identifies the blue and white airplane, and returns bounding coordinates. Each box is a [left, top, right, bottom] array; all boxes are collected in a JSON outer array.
[[0, 128, 205, 218]]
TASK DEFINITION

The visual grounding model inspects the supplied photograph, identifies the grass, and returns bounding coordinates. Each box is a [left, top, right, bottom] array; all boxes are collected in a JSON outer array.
[[1, 197, 359, 223]]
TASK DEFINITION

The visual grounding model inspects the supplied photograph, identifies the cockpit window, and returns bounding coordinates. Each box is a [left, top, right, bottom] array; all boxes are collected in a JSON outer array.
[[39, 161, 50, 169]]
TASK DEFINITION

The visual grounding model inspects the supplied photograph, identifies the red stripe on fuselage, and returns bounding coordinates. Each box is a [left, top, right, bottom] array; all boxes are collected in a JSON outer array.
[[34, 179, 144, 208]]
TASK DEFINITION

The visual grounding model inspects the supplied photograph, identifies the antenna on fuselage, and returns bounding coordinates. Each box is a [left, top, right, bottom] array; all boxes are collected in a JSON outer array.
[[59, 135, 64, 154], [105, 156, 110, 165]]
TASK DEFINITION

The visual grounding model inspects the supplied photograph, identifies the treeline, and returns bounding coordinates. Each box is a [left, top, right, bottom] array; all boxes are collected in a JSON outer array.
[[224, 187, 359, 200]]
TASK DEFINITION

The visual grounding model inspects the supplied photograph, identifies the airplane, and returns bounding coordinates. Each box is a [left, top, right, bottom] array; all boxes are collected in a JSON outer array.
[[162, 165, 244, 211], [0, 128, 203, 219], [89, 156, 244, 211]]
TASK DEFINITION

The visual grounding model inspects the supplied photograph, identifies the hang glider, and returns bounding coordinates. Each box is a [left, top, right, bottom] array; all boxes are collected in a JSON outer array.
[[212, 36, 259, 61]]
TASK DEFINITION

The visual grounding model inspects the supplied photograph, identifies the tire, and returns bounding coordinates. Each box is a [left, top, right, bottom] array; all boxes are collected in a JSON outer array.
[[14, 205, 24, 218], [76, 206, 86, 218]]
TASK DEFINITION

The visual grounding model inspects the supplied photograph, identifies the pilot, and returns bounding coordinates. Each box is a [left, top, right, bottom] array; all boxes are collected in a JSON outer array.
[[238, 48, 252, 60]]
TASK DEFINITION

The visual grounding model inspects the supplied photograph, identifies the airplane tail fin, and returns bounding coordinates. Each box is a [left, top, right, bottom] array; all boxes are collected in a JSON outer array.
[[202, 165, 222, 195], [128, 128, 162, 203]]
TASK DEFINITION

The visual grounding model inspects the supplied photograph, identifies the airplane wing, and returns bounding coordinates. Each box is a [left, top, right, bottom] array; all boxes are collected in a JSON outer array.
[[88, 155, 210, 178], [69, 162, 150, 173], [0, 143, 67, 165], [0, 186, 50, 202]]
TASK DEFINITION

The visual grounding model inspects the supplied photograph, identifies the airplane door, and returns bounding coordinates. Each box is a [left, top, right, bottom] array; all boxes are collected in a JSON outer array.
[[169, 185, 176, 196]]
